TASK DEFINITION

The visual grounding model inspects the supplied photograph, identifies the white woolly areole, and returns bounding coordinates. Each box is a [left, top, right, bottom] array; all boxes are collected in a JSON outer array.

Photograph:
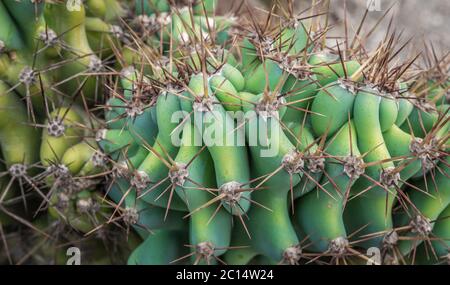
[[168, 163, 189, 187], [193, 96, 215, 113], [125, 100, 145, 118], [87, 56, 103, 73], [196, 241, 215, 259], [47, 119, 66, 137], [130, 170, 151, 193], [282, 245, 302, 265], [120, 66, 135, 79], [91, 151, 107, 167], [95, 129, 107, 142], [136, 14, 155, 28], [328, 237, 349, 256], [76, 198, 97, 214], [56, 192, 70, 210], [306, 155, 325, 174], [218, 181, 242, 205], [110, 25, 124, 39], [342, 155, 365, 179], [8, 164, 27, 178], [338, 78, 358, 95], [382, 230, 399, 248], [281, 150, 304, 174], [409, 137, 441, 170], [380, 167, 400, 188], [113, 161, 130, 178], [47, 164, 70, 178], [123, 207, 139, 226], [409, 215, 432, 237], [19, 66, 36, 85], [157, 12, 171, 26], [255, 95, 286, 119], [39, 29, 58, 46]]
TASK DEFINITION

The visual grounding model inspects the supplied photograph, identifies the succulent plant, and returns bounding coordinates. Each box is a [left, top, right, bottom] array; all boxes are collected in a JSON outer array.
[[0, 0, 448, 265]]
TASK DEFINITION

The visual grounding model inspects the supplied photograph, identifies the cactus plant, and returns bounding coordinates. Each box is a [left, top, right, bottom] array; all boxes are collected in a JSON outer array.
[[0, 0, 448, 265]]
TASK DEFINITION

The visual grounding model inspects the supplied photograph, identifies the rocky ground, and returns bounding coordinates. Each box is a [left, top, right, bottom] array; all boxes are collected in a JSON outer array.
[[218, 0, 449, 56]]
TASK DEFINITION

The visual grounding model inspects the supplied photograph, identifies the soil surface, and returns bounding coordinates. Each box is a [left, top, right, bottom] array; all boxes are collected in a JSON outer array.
[[218, 0, 450, 55]]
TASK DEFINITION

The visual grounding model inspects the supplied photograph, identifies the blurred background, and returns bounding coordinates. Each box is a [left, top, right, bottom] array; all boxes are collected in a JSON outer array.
[[217, 0, 450, 55]]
